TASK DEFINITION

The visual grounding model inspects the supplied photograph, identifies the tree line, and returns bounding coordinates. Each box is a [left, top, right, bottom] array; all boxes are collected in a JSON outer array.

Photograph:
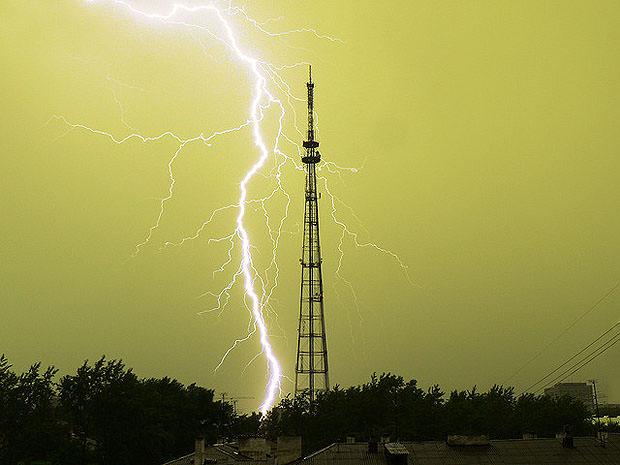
[[1, 356, 602, 464], [262, 373, 596, 453], [0, 355, 258, 465]]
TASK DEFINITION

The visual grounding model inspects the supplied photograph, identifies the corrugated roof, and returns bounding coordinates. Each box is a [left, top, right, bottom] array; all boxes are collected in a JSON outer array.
[[296, 435, 620, 465], [163, 444, 271, 465], [163, 452, 194, 465]]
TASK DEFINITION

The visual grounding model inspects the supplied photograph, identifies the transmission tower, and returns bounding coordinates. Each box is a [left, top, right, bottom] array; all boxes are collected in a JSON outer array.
[[294, 66, 330, 402]]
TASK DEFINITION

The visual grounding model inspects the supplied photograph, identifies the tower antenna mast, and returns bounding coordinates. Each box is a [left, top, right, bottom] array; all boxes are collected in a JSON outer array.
[[294, 65, 330, 401]]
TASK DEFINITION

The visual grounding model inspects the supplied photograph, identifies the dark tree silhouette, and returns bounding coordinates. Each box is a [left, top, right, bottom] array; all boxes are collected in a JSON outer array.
[[58, 357, 229, 465], [0, 355, 234, 465], [0, 359, 595, 465], [262, 373, 593, 453], [0, 356, 68, 464]]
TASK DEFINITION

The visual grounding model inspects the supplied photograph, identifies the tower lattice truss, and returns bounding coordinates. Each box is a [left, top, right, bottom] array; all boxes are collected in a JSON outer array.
[[295, 66, 330, 401]]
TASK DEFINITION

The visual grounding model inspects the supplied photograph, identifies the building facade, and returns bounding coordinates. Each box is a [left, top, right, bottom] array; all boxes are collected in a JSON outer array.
[[544, 382, 595, 411]]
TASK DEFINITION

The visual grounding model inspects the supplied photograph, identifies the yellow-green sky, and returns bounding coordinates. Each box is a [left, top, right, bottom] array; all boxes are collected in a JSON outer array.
[[1, 0, 619, 409]]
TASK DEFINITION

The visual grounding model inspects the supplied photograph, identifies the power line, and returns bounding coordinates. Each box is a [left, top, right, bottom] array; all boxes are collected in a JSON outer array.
[[519, 321, 620, 395], [527, 327, 620, 395], [521, 321, 620, 393], [504, 281, 620, 385], [532, 333, 620, 395]]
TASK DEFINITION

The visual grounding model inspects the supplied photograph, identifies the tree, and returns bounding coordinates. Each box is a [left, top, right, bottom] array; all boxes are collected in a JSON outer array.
[[0, 356, 67, 464], [58, 357, 229, 465], [264, 373, 593, 448]]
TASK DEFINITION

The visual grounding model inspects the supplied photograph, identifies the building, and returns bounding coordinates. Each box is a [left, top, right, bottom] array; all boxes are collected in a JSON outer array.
[[544, 382, 595, 411], [601, 403, 620, 417], [165, 435, 620, 465], [293, 436, 620, 465]]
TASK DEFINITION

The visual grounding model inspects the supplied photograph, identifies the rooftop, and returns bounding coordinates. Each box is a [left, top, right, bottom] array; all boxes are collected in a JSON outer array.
[[163, 443, 262, 465], [296, 435, 620, 465]]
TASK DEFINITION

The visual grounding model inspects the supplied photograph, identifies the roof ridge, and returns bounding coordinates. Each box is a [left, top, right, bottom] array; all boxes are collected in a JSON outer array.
[[162, 452, 194, 465], [215, 445, 255, 461], [303, 443, 337, 460]]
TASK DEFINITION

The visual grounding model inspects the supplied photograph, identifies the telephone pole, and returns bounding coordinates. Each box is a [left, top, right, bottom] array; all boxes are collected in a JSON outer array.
[[590, 380, 606, 447]]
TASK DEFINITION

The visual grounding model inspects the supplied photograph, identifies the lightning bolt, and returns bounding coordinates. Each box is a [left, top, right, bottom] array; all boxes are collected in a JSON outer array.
[[79, 0, 291, 415], [51, 0, 412, 415]]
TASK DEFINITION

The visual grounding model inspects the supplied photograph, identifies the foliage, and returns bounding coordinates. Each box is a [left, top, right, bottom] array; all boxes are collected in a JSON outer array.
[[262, 373, 593, 453], [0, 355, 238, 465], [0, 358, 594, 464]]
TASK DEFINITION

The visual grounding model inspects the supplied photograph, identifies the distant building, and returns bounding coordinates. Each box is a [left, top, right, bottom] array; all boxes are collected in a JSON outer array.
[[544, 382, 594, 411], [292, 436, 620, 465], [601, 403, 620, 417]]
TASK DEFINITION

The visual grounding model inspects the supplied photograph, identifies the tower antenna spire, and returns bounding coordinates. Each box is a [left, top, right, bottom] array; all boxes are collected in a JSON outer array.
[[295, 67, 329, 402]]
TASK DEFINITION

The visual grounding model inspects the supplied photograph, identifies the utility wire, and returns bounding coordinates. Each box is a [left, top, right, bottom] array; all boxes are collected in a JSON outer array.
[[504, 281, 620, 385], [518, 321, 620, 396], [520, 322, 619, 394], [532, 332, 620, 395]]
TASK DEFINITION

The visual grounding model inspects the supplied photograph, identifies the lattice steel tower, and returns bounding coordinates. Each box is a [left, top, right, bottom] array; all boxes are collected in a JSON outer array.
[[295, 66, 329, 401]]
